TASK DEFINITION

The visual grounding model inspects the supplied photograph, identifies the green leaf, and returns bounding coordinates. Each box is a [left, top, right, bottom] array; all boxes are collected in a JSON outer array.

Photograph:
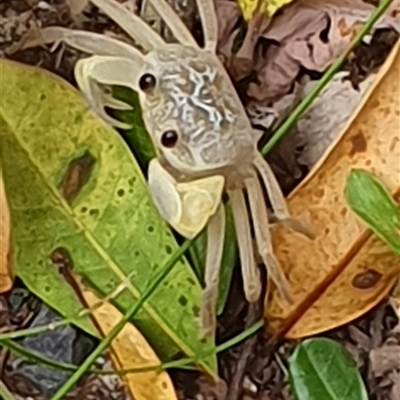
[[111, 86, 157, 172], [0, 59, 216, 373], [189, 203, 237, 315], [289, 338, 368, 400], [345, 169, 400, 255]]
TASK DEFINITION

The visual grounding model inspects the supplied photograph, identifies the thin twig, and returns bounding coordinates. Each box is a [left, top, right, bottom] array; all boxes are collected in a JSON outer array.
[[226, 303, 261, 400]]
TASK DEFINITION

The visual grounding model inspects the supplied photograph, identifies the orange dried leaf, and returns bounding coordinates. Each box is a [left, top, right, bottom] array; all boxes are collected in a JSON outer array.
[[0, 169, 13, 292], [266, 40, 400, 338], [73, 275, 178, 400]]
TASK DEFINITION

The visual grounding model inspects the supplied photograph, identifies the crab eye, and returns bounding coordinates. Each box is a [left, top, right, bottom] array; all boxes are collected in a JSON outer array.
[[139, 73, 156, 92], [161, 130, 178, 148]]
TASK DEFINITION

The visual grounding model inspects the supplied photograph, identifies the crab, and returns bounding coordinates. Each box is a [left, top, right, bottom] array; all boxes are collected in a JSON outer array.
[[21, 0, 314, 336]]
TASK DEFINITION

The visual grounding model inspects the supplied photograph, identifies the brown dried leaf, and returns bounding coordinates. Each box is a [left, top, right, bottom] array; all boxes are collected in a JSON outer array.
[[0, 168, 13, 293], [370, 345, 400, 377], [265, 40, 400, 338], [296, 71, 376, 169], [248, 0, 400, 104], [73, 275, 178, 400], [216, 0, 242, 61]]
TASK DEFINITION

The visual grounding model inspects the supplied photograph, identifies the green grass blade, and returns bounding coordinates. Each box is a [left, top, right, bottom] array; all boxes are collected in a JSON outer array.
[[49, 239, 192, 400], [1, 319, 264, 377], [0, 381, 17, 400]]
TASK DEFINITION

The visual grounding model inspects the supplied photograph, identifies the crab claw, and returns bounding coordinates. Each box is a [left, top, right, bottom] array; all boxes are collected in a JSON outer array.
[[148, 159, 225, 239], [74, 56, 145, 129]]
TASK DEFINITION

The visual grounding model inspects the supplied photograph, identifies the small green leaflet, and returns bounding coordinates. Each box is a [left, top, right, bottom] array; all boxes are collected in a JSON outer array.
[[345, 169, 400, 255], [289, 338, 368, 400]]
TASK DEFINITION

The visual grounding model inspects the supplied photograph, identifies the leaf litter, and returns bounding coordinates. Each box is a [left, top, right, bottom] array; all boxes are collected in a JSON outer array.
[[2, 0, 398, 400], [266, 40, 400, 339]]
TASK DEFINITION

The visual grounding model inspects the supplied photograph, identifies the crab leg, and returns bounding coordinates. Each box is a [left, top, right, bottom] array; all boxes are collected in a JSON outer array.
[[7, 27, 144, 60], [196, 0, 218, 51], [228, 188, 261, 303], [245, 173, 292, 304], [148, 0, 199, 48], [90, 0, 165, 50], [254, 153, 315, 239], [75, 55, 144, 128], [200, 204, 225, 337]]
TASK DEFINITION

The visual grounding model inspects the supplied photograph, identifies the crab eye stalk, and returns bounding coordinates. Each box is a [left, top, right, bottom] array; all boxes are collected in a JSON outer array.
[[161, 130, 178, 148], [139, 73, 157, 92]]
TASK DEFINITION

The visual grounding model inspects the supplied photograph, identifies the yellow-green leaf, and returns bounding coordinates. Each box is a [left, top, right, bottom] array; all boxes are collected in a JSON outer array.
[[0, 59, 216, 374], [238, 0, 295, 21]]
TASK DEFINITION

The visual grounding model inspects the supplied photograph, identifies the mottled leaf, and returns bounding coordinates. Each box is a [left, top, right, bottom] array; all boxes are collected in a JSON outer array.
[[0, 59, 216, 373]]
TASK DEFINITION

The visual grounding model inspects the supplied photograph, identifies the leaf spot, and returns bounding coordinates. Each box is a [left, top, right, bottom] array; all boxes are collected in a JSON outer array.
[[352, 269, 382, 289], [147, 225, 154, 233], [59, 151, 96, 204], [117, 189, 125, 197], [192, 305, 200, 317], [187, 277, 196, 285], [89, 209, 99, 217], [349, 133, 367, 156], [165, 245, 172, 254], [178, 295, 188, 306]]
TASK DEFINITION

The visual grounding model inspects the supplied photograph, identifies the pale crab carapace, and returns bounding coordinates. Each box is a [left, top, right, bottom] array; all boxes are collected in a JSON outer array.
[[24, 0, 314, 336]]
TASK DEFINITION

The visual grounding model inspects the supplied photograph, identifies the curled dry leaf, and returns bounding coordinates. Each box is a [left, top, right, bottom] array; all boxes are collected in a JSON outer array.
[[0, 169, 13, 292], [73, 274, 178, 400], [265, 40, 400, 338]]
